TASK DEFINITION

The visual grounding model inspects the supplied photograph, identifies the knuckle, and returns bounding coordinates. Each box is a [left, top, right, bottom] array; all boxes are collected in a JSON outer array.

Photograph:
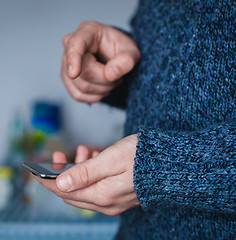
[[67, 38, 83, 53], [67, 37, 77, 49], [62, 34, 71, 47], [79, 20, 101, 30], [77, 164, 90, 186]]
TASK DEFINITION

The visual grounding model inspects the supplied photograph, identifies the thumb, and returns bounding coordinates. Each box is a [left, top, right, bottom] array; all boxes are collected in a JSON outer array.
[[56, 152, 111, 192], [104, 50, 140, 81]]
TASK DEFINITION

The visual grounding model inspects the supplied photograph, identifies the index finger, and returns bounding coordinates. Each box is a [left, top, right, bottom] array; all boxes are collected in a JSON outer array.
[[66, 28, 99, 79]]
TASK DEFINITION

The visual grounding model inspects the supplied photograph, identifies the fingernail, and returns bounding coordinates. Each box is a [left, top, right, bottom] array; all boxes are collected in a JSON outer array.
[[107, 66, 120, 81], [57, 174, 72, 192], [68, 65, 73, 76]]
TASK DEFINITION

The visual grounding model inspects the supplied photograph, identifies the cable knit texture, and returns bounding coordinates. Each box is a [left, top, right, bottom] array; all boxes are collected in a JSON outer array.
[[111, 0, 236, 239]]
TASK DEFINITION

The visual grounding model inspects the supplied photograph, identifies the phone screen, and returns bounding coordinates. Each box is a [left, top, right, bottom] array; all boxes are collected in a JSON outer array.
[[22, 162, 74, 179]]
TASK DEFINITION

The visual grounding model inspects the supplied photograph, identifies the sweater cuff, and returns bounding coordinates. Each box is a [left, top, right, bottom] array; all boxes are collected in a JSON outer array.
[[134, 125, 236, 212], [134, 127, 168, 210]]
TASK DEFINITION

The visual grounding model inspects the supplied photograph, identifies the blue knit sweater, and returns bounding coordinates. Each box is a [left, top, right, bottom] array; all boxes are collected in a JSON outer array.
[[105, 0, 236, 239]]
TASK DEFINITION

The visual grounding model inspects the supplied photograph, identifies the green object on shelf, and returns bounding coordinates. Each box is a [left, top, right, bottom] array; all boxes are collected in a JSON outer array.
[[0, 167, 14, 179], [16, 130, 47, 157]]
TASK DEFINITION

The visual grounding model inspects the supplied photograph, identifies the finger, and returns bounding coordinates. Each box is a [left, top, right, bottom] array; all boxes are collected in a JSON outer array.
[[72, 53, 121, 94], [51, 163, 67, 171], [56, 158, 106, 192], [73, 77, 121, 95], [62, 47, 119, 100], [51, 152, 68, 171], [61, 55, 108, 103], [79, 53, 105, 83], [63, 76, 109, 103], [52, 151, 68, 164], [56, 147, 122, 192], [75, 145, 90, 163], [35, 171, 130, 206], [63, 199, 106, 214], [63, 199, 121, 216], [92, 151, 99, 158], [66, 27, 99, 79], [62, 33, 73, 48], [105, 50, 140, 81], [79, 53, 118, 85], [58, 171, 128, 203], [75, 145, 102, 163], [34, 175, 95, 204]]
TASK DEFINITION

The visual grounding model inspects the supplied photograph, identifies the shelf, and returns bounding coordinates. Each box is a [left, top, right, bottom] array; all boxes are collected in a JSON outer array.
[[0, 181, 119, 240]]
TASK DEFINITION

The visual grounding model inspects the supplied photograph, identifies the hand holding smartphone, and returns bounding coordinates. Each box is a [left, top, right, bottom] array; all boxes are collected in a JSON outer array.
[[22, 162, 74, 179]]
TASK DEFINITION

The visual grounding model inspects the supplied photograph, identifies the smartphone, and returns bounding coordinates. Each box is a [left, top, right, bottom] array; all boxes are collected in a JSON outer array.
[[22, 162, 75, 179]]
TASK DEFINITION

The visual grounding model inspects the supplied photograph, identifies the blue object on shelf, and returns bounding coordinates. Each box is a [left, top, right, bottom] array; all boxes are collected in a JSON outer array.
[[32, 101, 61, 134]]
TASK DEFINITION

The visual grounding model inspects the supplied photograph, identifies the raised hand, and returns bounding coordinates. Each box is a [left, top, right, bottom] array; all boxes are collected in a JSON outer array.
[[61, 21, 140, 103]]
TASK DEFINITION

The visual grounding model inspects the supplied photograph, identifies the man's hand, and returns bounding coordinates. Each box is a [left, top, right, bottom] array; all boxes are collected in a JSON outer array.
[[61, 21, 141, 103], [34, 134, 140, 216]]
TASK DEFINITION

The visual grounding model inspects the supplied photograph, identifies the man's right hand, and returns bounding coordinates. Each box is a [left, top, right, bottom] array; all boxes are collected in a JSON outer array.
[[61, 21, 141, 104]]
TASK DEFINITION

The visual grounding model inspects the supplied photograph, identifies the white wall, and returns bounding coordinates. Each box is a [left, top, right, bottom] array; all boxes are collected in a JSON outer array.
[[0, 0, 138, 162]]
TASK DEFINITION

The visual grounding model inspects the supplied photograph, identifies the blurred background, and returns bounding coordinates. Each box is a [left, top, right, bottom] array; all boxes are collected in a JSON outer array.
[[0, 0, 138, 239]]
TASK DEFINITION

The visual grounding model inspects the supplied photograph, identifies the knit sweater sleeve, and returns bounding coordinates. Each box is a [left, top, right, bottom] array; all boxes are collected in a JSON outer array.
[[134, 122, 236, 213], [101, 77, 129, 109]]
